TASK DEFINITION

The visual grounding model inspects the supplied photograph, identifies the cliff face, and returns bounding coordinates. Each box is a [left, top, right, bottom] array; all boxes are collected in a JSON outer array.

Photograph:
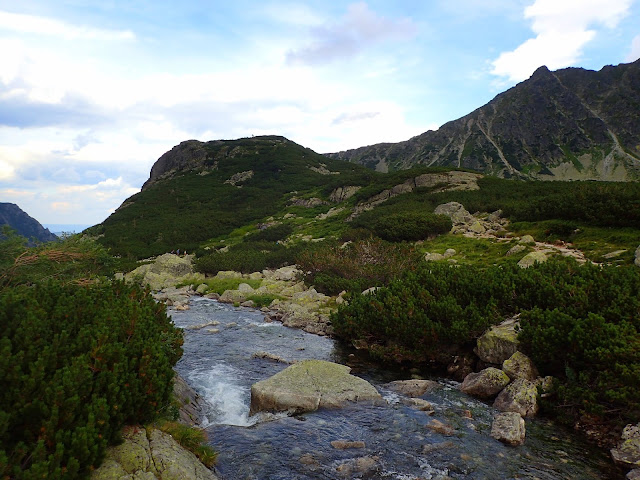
[[0, 203, 57, 243], [327, 60, 640, 180]]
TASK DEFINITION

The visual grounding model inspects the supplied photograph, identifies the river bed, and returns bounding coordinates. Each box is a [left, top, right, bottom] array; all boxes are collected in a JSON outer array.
[[172, 297, 618, 480]]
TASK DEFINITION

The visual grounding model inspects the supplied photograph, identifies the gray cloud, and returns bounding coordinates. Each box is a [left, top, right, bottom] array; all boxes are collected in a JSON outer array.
[[286, 2, 416, 66]]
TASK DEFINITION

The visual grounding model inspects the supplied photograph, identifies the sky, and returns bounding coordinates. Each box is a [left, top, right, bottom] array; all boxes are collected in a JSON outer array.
[[1, 0, 639, 227]]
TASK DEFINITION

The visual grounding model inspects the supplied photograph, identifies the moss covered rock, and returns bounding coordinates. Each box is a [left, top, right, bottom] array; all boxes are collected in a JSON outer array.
[[475, 317, 520, 364], [249, 360, 381, 415], [491, 412, 526, 446], [502, 351, 539, 381], [493, 378, 539, 417], [517, 251, 548, 268], [460, 367, 511, 399]]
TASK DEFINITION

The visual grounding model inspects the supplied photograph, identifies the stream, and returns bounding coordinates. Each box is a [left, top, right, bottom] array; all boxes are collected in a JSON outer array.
[[171, 297, 618, 480]]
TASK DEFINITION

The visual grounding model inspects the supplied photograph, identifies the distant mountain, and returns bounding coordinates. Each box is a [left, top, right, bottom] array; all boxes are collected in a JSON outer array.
[[0, 203, 58, 243], [327, 59, 640, 180]]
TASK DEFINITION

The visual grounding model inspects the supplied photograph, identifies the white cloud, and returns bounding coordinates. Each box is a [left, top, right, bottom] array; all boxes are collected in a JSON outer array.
[[491, 0, 633, 81], [286, 2, 416, 65], [627, 34, 640, 62], [0, 10, 135, 41]]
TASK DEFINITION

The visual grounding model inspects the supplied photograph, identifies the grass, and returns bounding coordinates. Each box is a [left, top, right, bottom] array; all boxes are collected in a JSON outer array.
[[154, 421, 218, 467], [418, 233, 528, 266]]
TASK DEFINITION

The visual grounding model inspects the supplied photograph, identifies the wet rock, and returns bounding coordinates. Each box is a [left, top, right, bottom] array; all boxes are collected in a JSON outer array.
[[249, 360, 382, 415], [384, 379, 441, 397], [460, 368, 510, 399], [493, 378, 539, 417], [502, 351, 539, 381], [404, 398, 434, 412], [491, 412, 526, 446], [173, 375, 208, 427], [336, 456, 380, 477], [299, 454, 319, 466], [252, 351, 292, 364], [475, 316, 520, 364], [330, 440, 366, 449], [427, 419, 455, 436], [518, 251, 548, 268], [611, 423, 640, 469]]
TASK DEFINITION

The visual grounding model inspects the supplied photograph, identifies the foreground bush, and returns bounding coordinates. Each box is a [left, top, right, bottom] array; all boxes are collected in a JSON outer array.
[[371, 212, 452, 242], [195, 242, 300, 275], [332, 259, 640, 423], [0, 281, 183, 480]]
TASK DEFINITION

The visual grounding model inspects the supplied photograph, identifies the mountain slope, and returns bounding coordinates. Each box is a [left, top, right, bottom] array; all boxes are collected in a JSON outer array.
[[327, 60, 640, 180], [0, 203, 57, 243]]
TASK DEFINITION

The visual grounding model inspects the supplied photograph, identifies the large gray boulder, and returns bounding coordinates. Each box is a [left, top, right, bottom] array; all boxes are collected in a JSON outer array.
[[635, 245, 640, 267], [475, 317, 520, 364], [460, 367, 510, 399], [491, 412, 526, 446], [125, 254, 204, 291], [611, 423, 640, 469], [249, 360, 381, 415], [434, 202, 474, 225], [493, 378, 539, 417]]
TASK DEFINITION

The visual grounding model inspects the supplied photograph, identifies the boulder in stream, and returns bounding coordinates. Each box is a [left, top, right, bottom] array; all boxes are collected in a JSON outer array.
[[493, 378, 539, 417], [384, 379, 441, 397], [249, 360, 382, 415], [460, 367, 510, 399], [491, 412, 526, 446]]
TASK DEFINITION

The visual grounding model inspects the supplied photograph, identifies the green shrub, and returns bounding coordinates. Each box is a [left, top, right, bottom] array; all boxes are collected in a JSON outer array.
[[0, 281, 183, 480], [244, 224, 293, 243], [195, 243, 300, 275], [371, 212, 452, 242], [296, 239, 422, 295]]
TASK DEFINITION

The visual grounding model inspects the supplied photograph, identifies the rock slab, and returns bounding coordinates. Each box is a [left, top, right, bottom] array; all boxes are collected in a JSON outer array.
[[249, 360, 382, 415]]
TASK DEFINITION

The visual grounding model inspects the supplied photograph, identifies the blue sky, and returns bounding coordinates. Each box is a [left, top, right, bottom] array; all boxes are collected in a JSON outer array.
[[1, 0, 639, 226]]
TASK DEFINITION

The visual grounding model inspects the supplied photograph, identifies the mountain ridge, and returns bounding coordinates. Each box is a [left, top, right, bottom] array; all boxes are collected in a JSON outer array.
[[0, 203, 58, 244], [326, 60, 640, 180]]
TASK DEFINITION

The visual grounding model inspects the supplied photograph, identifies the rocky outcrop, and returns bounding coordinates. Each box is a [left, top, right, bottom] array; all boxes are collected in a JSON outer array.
[[433, 202, 508, 236], [91, 426, 218, 480], [249, 360, 382, 415], [475, 317, 520, 364], [224, 170, 253, 186], [125, 254, 204, 292], [611, 423, 640, 470], [347, 172, 481, 220], [460, 367, 510, 399], [491, 412, 526, 446], [173, 375, 208, 427], [493, 378, 539, 417], [329, 186, 361, 203]]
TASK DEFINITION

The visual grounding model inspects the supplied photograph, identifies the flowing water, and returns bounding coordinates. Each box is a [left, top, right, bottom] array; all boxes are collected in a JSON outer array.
[[172, 298, 618, 480]]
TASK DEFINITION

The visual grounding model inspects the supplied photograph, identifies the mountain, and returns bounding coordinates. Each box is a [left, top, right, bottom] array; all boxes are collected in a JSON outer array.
[[0, 203, 58, 243], [327, 59, 640, 180]]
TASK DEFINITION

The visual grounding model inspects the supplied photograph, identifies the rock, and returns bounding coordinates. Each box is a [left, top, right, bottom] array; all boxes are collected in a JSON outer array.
[[519, 235, 536, 245], [249, 360, 382, 415], [444, 248, 457, 257], [125, 254, 203, 291], [635, 245, 640, 267], [299, 454, 318, 466], [403, 398, 434, 411], [195, 283, 209, 295], [493, 378, 539, 417], [627, 468, 640, 480], [361, 286, 381, 295], [224, 170, 253, 186], [330, 440, 366, 449], [336, 456, 380, 477], [288, 197, 325, 208], [475, 316, 520, 364], [502, 351, 539, 381], [434, 202, 474, 225], [237, 283, 255, 293], [460, 368, 510, 399], [488, 210, 503, 222], [384, 379, 441, 397], [422, 441, 456, 454], [173, 375, 208, 427], [518, 251, 548, 268], [213, 270, 243, 280], [603, 249, 628, 259], [426, 419, 455, 436], [611, 423, 640, 469], [468, 220, 486, 234], [534, 376, 555, 397], [424, 252, 446, 262], [252, 351, 292, 364], [491, 412, 526, 446], [219, 289, 247, 304], [329, 186, 362, 203], [91, 426, 218, 480], [505, 244, 527, 257]]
